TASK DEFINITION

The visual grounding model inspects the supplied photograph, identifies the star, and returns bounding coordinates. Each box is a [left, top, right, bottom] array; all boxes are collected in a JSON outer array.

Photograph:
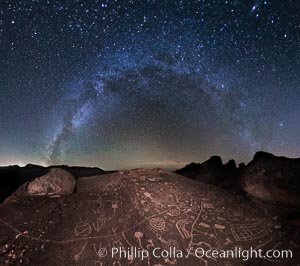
[[0, 0, 298, 168]]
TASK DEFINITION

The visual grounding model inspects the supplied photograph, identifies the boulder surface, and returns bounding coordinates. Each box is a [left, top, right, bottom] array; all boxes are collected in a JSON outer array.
[[26, 168, 76, 196], [0, 169, 299, 265], [240, 152, 300, 206]]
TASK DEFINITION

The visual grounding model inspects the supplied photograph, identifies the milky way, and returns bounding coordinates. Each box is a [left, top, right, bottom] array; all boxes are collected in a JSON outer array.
[[0, 0, 299, 169]]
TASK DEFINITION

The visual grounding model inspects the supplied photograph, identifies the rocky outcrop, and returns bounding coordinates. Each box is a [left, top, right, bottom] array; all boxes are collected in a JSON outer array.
[[26, 168, 76, 196], [175, 152, 300, 204], [240, 151, 300, 206], [175, 156, 240, 189]]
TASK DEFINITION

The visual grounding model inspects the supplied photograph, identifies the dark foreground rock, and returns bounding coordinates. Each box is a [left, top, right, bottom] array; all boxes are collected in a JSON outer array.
[[0, 169, 299, 265], [240, 152, 300, 206], [26, 168, 76, 196]]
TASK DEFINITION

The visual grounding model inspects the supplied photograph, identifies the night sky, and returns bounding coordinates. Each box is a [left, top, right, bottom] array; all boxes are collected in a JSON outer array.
[[0, 0, 299, 170]]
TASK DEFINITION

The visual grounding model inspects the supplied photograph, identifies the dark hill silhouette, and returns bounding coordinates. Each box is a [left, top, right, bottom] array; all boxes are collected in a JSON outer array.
[[174, 156, 241, 190]]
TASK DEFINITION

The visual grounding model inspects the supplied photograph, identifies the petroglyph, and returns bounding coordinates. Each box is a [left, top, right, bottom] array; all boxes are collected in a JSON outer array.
[[92, 218, 105, 232], [74, 241, 88, 261], [0, 169, 299, 265], [230, 223, 269, 241], [75, 222, 92, 237], [176, 219, 191, 239], [111, 201, 119, 213], [199, 222, 211, 228], [167, 208, 181, 217], [149, 217, 166, 231], [214, 224, 226, 230]]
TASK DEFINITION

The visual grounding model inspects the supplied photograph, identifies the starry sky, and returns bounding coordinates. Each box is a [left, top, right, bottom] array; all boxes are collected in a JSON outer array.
[[0, 0, 299, 170]]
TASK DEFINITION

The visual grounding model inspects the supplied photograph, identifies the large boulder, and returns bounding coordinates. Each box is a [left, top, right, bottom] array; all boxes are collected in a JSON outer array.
[[26, 168, 76, 196], [241, 151, 300, 206], [0, 165, 106, 202]]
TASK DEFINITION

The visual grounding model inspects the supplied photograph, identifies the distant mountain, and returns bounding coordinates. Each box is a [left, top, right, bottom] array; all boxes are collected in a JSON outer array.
[[174, 156, 242, 190]]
